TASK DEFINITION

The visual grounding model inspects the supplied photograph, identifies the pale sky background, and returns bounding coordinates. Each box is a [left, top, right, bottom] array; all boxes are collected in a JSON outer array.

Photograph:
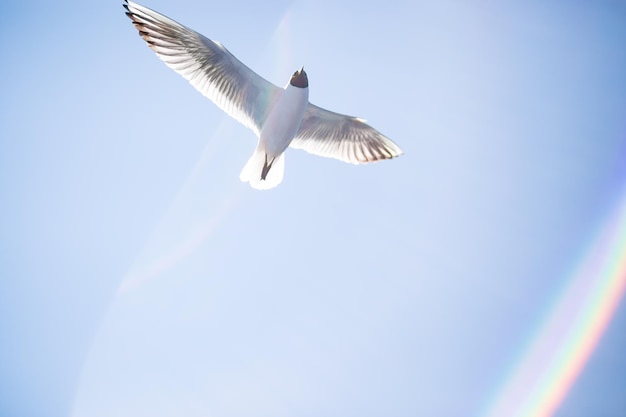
[[1, 1, 625, 417]]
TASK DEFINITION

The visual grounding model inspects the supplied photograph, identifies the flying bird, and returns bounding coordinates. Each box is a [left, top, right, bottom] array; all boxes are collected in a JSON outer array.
[[123, 1, 403, 189]]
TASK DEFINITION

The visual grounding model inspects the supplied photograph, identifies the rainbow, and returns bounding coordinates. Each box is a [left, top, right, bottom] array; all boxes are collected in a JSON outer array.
[[484, 187, 626, 417]]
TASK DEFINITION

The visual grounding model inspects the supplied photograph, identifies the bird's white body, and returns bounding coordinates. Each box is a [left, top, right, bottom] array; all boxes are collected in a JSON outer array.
[[240, 82, 309, 189], [261, 82, 309, 157], [124, 0, 403, 190]]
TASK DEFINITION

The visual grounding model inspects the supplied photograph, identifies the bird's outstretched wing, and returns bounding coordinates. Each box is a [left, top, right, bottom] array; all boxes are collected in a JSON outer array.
[[290, 104, 403, 164], [124, 0, 281, 135]]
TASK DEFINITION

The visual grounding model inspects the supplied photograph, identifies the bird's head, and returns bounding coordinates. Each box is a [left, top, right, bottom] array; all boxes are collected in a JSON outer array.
[[290, 67, 308, 88]]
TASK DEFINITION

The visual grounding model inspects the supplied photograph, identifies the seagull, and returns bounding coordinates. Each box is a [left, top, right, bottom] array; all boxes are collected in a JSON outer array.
[[123, 1, 403, 190]]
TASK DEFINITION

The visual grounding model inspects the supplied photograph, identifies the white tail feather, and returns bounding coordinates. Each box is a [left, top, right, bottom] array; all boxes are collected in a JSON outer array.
[[240, 149, 285, 190]]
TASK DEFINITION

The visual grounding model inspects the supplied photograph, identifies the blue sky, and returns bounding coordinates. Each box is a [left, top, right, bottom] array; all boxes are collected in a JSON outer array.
[[1, 1, 625, 416]]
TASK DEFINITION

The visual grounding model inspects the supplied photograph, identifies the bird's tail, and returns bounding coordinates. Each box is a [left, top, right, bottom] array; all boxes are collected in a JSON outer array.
[[239, 148, 285, 190]]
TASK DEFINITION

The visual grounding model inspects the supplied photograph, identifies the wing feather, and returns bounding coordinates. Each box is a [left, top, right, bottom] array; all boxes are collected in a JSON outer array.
[[290, 104, 403, 164], [124, 0, 281, 135]]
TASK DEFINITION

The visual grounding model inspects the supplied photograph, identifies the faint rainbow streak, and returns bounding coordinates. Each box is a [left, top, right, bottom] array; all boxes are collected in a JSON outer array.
[[484, 188, 626, 417], [118, 191, 240, 295], [117, 10, 296, 296], [269, 6, 294, 82]]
